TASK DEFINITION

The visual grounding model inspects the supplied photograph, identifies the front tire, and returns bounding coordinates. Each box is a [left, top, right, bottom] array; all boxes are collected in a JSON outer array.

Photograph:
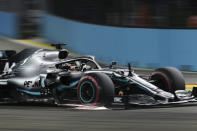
[[77, 72, 114, 106], [151, 67, 185, 93]]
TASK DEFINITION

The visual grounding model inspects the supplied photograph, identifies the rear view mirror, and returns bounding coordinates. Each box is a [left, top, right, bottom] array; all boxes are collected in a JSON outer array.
[[110, 61, 117, 68]]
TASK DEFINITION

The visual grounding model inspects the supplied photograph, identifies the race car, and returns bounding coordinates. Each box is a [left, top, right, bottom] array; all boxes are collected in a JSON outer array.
[[0, 45, 196, 108]]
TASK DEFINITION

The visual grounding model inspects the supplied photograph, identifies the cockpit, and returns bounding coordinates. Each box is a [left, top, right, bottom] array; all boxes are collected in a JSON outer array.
[[56, 58, 101, 72]]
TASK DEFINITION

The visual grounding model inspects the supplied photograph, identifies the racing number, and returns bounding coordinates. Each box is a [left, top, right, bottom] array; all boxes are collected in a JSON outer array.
[[24, 81, 32, 88], [24, 80, 40, 88]]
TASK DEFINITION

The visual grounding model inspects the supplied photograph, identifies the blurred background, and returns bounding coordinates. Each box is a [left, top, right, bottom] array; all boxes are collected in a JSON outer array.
[[1, 0, 197, 70], [48, 0, 197, 28]]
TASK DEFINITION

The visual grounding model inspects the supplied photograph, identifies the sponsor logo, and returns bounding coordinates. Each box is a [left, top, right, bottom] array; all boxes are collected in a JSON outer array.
[[114, 97, 122, 103]]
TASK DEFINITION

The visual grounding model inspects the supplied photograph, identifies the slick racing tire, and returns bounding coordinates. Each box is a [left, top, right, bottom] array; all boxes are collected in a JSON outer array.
[[151, 67, 185, 93], [77, 72, 114, 106]]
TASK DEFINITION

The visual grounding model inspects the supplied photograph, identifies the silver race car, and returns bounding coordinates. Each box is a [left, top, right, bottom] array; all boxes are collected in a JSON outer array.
[[0, 44, 196, 108]]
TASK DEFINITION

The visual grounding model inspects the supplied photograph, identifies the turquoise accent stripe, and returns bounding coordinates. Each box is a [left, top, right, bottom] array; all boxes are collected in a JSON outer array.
[[79, 81, 95, 103], [57, 80, 79, 91], [17, 89, 41, 96], [41, 78, 45, 88]]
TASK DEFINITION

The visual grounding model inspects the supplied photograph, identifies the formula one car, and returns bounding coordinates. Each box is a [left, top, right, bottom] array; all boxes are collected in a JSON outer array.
[[0, 45, 196, 108]]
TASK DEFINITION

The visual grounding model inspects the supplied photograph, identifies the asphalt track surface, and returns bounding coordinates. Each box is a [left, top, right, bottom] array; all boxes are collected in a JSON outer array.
[[1, 37, 197, 131], [1, 105, 197, 131]]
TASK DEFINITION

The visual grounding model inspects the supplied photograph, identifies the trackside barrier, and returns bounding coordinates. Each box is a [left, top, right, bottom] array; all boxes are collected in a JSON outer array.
[[0, 11, 19, 38], [41, 13, 197, 71]]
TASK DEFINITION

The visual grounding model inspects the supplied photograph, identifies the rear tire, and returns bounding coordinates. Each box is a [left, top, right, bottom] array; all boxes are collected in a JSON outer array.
[[77, 72, 114, 106], [151, 67, 185, 93]]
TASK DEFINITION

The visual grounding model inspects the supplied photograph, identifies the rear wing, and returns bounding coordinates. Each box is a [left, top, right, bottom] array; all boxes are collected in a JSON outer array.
[[0, 50, 16, 74]]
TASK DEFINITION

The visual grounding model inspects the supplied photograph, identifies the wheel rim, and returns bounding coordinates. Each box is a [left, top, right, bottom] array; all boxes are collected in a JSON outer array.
[[79, 81, 95, 103]]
